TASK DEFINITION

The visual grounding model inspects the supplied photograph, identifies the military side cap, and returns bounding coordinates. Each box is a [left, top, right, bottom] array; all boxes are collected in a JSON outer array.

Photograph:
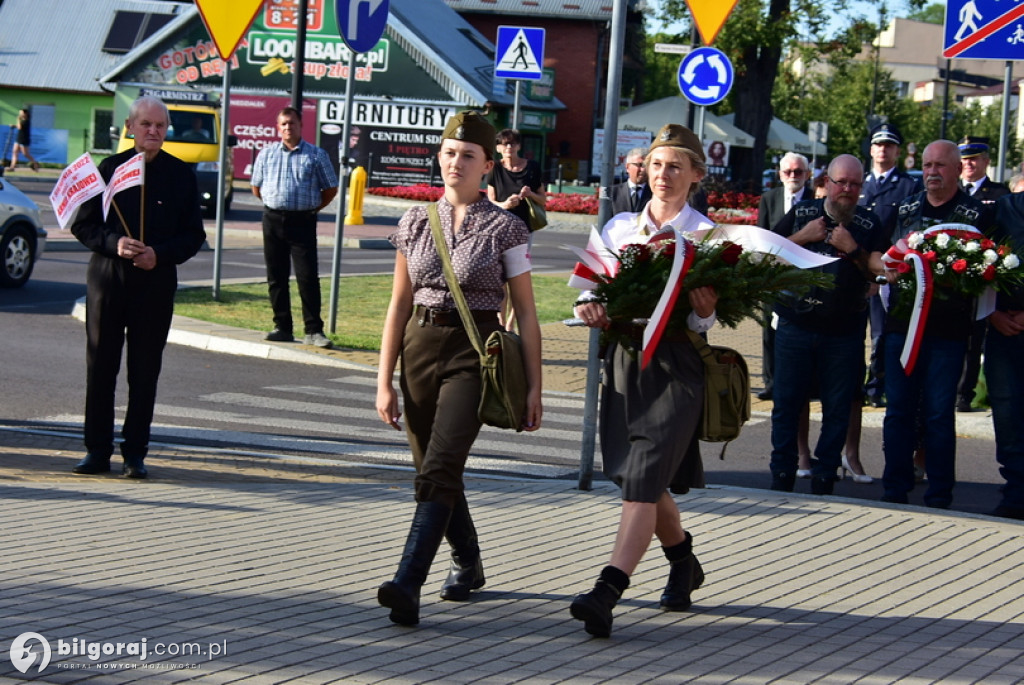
[[649, 124, 705, 162], [441, 111, 495, 159], [959, 136, 990, 158], [870, 123, 902, 146]]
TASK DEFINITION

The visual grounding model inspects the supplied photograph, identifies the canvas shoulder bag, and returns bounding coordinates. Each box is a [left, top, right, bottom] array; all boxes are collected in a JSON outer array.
[[685, 330, 751, 457]]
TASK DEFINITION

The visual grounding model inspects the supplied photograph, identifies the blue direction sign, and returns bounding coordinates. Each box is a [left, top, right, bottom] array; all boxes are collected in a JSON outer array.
[[943, 0, 1024, 59], [677, 47, 733, 106], [495, 26, 545, 80], [336, 0, 390, 53]]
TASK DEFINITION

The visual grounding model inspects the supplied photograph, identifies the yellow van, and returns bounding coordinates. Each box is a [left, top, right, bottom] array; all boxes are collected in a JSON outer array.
[[115, 103, 236, 217]]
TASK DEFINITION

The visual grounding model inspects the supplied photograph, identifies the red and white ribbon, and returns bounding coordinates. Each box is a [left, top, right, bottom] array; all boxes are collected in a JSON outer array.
[[641, 229, 694, 368]]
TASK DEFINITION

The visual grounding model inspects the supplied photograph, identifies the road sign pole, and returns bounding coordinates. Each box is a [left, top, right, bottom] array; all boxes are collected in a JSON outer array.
[[291, 0, 309, 110], [513, 81, 521, 129], [329, 51, 357, 334], [999, 61, 1013, 183], [576, 0, 627, 492], [212, 63, 232, 301]]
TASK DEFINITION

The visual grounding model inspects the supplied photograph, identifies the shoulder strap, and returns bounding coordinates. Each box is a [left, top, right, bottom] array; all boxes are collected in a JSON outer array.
[[685, 329, 717, 368], [427, 203, 486, 359]]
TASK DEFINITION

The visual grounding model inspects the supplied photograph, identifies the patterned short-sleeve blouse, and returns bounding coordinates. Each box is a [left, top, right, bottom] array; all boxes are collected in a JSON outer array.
[[390, 197, 532, 311]]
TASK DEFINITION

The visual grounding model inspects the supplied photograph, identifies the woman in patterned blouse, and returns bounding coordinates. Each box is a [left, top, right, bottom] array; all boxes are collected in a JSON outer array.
[[374, 111, 543, 627]]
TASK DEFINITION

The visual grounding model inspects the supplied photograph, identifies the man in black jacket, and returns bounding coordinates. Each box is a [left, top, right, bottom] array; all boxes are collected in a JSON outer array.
[[769, 154, 887, 496], [881, 140, 990, 509], [610, 147, 652, 215], [986, 192, 1024, 520], [70, 96, 206, 479]]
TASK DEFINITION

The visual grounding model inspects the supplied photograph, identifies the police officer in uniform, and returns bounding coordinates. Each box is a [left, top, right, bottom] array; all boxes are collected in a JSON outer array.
[[859, 123, 922, 409], [956, 136, 1009, 411]]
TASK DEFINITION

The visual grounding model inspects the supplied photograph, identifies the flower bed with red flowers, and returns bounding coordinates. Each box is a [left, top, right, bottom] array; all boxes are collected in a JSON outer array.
[[367, 185, 763, 224]]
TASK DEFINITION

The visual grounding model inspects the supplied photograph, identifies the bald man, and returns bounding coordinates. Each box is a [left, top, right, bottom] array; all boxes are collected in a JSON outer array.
[[768, 154, 887, 496], [881, 140, 992, 510]]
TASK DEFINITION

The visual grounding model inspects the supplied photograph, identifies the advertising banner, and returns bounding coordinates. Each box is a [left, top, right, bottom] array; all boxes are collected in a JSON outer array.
[[318, 99, 456, 187]]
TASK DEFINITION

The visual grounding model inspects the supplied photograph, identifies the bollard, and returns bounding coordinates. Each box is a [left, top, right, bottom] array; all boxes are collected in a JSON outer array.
[[345, 166, 367, 225]]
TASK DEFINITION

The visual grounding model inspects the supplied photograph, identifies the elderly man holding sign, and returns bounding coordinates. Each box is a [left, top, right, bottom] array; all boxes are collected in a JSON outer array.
[[68, 95, 206, 478]]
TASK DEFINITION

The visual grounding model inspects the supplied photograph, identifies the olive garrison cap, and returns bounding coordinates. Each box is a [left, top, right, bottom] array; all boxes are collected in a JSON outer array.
[[441, 111, 496, 159], [649, 124, 705, 162]]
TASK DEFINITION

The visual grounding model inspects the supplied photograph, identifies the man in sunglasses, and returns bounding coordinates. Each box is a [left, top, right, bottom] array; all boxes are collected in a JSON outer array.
[[756, 152, 811, 401]]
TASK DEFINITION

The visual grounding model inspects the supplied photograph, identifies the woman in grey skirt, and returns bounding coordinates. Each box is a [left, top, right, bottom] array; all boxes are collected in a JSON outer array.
[[570, 124, 717, 637]]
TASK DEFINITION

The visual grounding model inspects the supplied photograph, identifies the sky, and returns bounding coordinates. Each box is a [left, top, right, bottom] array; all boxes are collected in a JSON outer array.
[[644, 0, 925, 38]]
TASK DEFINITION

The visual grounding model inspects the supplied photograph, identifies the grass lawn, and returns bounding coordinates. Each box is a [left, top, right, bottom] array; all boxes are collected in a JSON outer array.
[[174, 274, 577, 351]]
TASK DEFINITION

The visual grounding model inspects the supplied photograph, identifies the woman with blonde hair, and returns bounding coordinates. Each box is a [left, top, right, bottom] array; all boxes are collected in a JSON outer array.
[[570, 124, 717, 637]]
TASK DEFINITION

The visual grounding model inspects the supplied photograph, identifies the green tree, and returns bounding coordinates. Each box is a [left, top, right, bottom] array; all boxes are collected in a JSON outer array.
[[652, 0, 923, 188], [906, 2, 944, 23]]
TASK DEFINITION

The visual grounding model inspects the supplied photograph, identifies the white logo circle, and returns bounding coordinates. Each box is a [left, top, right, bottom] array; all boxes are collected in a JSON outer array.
[[9, 632, 51, 674]]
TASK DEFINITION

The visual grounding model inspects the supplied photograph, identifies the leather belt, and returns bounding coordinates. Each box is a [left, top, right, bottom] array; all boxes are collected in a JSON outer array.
[[266, 207, 317, 216], [415, 305, 497, 328]]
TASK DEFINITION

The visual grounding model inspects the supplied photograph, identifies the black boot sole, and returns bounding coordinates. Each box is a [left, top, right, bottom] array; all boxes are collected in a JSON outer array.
[[378, 582, 419, 626], [570, 595, 612, 638]]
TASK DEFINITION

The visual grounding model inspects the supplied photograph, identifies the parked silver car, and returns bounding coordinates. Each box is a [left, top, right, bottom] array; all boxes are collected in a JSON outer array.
[[0, 176, 46, 287]]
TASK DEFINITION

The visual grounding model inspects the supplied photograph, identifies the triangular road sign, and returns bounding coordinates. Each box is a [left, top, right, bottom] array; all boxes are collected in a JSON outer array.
[[196, 0, 264, 61], [686, 0, 738, 46]]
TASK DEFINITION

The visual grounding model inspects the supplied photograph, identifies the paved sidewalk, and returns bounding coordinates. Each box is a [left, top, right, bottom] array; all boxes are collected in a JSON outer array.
[[3, 429, 1024, 683]]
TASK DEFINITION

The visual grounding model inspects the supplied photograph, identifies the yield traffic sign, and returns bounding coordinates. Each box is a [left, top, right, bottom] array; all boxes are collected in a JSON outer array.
[[678, 47, 734, 106], [337, 0, 391, 53], [195, 0, 264, 60], [495, 26, 545, 80], [686, 0, 738, 46], [943, 0, 1024, 59]]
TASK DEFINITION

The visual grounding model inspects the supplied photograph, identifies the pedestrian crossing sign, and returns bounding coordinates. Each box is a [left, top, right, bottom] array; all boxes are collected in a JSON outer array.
[[494, 26, 545, 80]]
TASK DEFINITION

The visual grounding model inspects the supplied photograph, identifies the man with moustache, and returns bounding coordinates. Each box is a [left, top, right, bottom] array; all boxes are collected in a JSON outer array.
[[881, 140, 990, 509], [756, 152, 811, 401], [768, 155, 888, 495]]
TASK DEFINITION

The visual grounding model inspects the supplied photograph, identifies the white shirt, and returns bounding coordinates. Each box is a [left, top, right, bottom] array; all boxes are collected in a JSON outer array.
[[784, 187, 805, 213], [963, 175, 988, 195]]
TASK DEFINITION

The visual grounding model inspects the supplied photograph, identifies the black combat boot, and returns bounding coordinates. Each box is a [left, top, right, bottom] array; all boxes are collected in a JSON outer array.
[[660, 533, 705, 611], [439, 495, 485, 601], [570, 566, 629, 638], [378, 501, 452, 626]]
